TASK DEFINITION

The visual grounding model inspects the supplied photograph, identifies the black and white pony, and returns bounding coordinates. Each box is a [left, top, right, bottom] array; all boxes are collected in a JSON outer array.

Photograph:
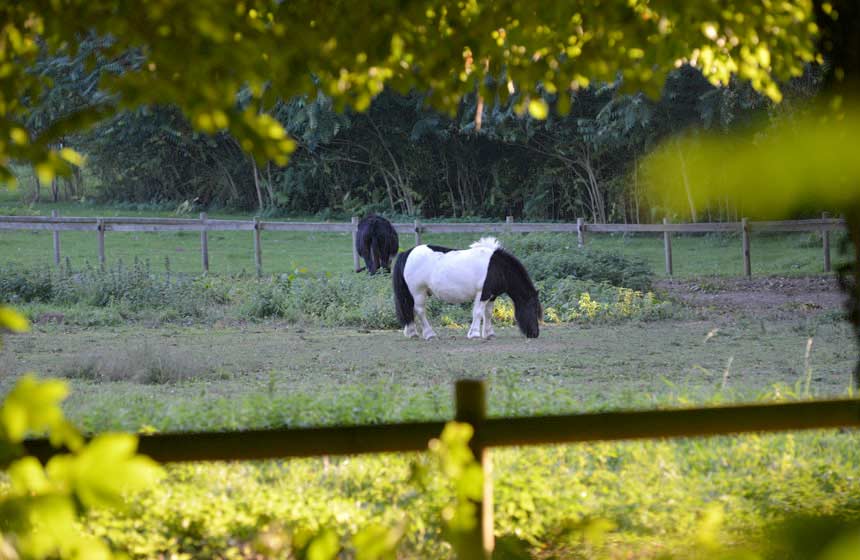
[[355, 214, 399, 274], [392, 237, 540, 339]]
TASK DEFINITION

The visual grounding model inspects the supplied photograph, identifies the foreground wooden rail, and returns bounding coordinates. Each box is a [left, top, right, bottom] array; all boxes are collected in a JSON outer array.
[[22, 380, 860, 559], [0, 213, 845, 277]]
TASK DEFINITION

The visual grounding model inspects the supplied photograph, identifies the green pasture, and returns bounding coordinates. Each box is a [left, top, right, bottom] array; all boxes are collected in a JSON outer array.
[[2, 195, 858, 558], [1, 317, 853, 432], [1, 314, 857, 558], [0, 198, 847, 278]]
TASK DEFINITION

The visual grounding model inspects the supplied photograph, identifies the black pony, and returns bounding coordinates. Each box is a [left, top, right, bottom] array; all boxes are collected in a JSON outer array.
[[355, 214, 399, 274]]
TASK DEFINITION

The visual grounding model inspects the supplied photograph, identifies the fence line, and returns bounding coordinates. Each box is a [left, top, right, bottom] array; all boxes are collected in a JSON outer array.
[[21, 380, 860, 559], [0, 213, 846, 276]]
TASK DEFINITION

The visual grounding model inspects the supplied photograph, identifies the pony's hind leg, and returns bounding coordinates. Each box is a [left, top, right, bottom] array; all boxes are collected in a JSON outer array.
[[468, 294, 487, 339], [413, 292, 436, 340], [481, 298, 496, 339], [403, 323, 418, 338]]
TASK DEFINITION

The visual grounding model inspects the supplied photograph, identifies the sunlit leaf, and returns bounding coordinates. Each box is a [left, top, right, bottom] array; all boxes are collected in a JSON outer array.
[[8, 456, 52, 495], [644, 104, 860, 219], [0, 306, 29, 333], [58, 147, 85, 167], [46, 433, 164, 510], [0, 375, 69, 443], [353, 522, 405, 560], [307, 528, 340, 560], [528, 99, 549, 120]]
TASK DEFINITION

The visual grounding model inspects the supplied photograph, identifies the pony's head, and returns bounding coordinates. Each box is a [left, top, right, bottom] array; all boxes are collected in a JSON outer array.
[[514, 292, 541, 338]]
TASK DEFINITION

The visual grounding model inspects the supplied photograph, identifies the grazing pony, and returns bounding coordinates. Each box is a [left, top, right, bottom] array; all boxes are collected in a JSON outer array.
[[355, 214, 399, 274], [392, 237, 540, 339]]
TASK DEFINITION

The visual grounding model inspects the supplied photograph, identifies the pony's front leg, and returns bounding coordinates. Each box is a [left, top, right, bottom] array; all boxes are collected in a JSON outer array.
[[481, 299, 496, 339], [413, 292, 437, 340], [403, 323, 418, 338], [467, 294, 486, 339]]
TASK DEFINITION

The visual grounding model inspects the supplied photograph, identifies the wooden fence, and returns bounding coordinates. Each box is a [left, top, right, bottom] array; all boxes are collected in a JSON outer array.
[[0, 213, 845, 277], [21, 379, 860, 559]]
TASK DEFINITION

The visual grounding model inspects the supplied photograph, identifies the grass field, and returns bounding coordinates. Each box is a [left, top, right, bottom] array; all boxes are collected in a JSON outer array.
[[1, 316, 854, 432], [2, 193, 859, 558], [2, 296, 858, 558]]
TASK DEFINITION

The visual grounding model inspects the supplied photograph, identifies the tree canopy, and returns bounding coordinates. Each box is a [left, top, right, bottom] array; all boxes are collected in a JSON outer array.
[[1, 1, 821, 185]]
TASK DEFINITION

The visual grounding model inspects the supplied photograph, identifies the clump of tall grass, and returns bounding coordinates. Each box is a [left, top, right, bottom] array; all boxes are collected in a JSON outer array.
[[61, 341, 213, 384]]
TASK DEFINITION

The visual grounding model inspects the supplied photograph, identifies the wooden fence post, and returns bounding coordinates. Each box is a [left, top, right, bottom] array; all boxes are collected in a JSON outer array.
[[97, 218, 105, 268], [414, 218, 422, 246], [822, 211, 831, 272], [200, 212, 209, 274], [253, 217, 262, 277], [351, 216, 361, 272], [576, 218, 585, 247], [741, 217, 751, 277], [455, 379, 493, 560], [663, 217, 673, 276], [505, 215, 513, 234], [51, 210, 60, 266]]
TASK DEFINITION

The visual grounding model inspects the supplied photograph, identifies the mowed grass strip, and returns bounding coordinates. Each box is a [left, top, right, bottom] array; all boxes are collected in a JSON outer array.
[[0, 198, 848, 277]]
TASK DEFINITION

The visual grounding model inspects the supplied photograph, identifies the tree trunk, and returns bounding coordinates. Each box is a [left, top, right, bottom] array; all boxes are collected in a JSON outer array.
[[265, 162, 276, 207], [674, 137, 697, 222], [32, 171, 41, 203], [251, 158, 264, 211]]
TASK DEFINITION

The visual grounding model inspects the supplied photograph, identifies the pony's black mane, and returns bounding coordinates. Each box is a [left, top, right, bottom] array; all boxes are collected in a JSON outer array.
[[481, 249, 538, 302], [426, 244, 454, 253], [482, 248, 540, 338], [356, 214, 399, 274]]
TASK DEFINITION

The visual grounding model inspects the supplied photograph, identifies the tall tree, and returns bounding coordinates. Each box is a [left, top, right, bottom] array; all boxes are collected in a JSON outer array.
[[0, 1, 820, 185]]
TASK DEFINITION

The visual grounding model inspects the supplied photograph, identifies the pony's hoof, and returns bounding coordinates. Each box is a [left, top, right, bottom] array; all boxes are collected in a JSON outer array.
[[404, 325, 419, 338], [483, 333, 496, 340], [423, 331, 437, 340], [467, 331, 481, 339]]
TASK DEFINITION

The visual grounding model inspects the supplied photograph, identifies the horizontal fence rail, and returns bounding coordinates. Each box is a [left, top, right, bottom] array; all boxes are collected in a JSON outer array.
[[20, 380, 860, 559], [22, 396, 860, 464], [0, 213, 846, 276]]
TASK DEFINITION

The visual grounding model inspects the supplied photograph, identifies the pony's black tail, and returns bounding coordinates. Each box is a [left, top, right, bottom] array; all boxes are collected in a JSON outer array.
[[392, 248, 414, 327]]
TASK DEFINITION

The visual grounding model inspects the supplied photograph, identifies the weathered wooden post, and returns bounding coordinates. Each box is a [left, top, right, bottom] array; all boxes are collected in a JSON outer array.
[[414, 218, 422, 246], [97, 218, 105, 268], [822, 211, 831, 273], [741, 217, 751, 277], [455, 379, 493, 560], [200, 212, 209, 274], [351, 216, 361, 272], [51, 210, 60, 266], [663, 217, 673, 276], [254, 217, 262, 277], [505, 215, 513, 234], [576, 217, 586, 247]]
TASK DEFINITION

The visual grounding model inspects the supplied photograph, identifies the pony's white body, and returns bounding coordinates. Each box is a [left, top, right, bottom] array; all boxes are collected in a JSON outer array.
[[403, 238, 500, 339]]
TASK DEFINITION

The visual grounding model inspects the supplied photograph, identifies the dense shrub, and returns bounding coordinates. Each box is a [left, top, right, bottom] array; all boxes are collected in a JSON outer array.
[[0, 261, 211, 318], [261, 273, 400, 329], [2, 247, 668, 329], [501, 233, 653, 290], [538, 277, 673, 323], [0, 264, 56, 302]]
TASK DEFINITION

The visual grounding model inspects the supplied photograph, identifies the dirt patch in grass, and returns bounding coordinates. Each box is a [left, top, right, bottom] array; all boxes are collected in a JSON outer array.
[[656, 275, 845, 319]]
